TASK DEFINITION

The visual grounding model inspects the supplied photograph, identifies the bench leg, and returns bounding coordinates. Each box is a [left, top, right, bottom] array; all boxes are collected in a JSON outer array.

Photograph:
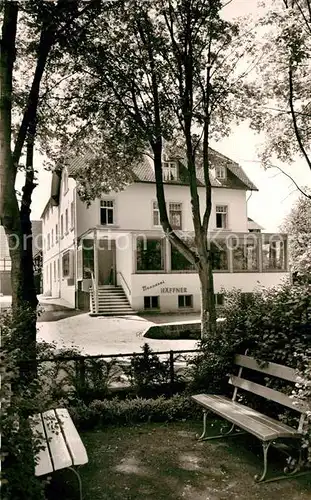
[[197, 413, 245, 441], [68, 467, 83, 500], [255, 441, 272, 482], [197, 410, 208, 440]]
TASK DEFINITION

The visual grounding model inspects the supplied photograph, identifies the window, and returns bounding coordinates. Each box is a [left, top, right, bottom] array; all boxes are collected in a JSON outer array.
[[169, 202, 182, 229], [55, 224, 58, 243], [65, 208, 68, 234], [144, 296, 159, 309], [57, 259, 59, 280], [262, 237, 286, 271], [178, 295, 193, 308], [70, 201, 74, 230], [47, 233, 50, 250], [51, 229, 54, 247], [153, 201, 160, 226], [171, 245, 195, 271], [63, 168, 68, 194], [210, 240, 228, 270], [215, 165, 226, 179], [83, 239, 94, 278], [62, 251, 70, 277], [163, 161, 178, 181], [100, 200, 114, 225], [215, 293, 224, 306], [136, 238, 164, 271], [0, 258, 11, 271], [232, 238, 259, 271], [60, 214, 64, 238], [216, 205, 228, 229], [53, 260, 56, 281]]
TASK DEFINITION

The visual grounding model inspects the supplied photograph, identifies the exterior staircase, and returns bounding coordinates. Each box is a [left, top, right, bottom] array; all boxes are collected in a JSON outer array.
[[90, 285, 136, 316]]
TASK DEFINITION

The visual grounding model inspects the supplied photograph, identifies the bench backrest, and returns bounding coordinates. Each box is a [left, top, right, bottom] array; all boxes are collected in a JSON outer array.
[[228, 354, 307, 431]]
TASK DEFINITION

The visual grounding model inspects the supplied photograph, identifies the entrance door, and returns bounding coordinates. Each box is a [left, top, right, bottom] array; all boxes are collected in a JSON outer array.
[[98, 241, 116, 285]]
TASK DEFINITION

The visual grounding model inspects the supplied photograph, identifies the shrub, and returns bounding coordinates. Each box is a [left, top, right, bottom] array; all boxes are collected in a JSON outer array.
[[123, 343, 172, 396], [187, 284, 311, 460], [0, 310, 83, 499], [70, 394, 201, 430]]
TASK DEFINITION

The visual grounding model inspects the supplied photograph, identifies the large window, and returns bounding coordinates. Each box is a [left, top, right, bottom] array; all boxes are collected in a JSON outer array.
[[153, 201, 160, 226], [232, 238, 259, 271], [51, 229, 54, 247], [215, 165, 226, 180], [60, 214, 64, 238], [262, 237, 286, 270], [65, 208, 68, 234], [171, 245, 195, 271], [63, 168, 68, 194], [210, 240, 228, 270], [163, 161, 178, 181], [144, 296, 159, 309], [83, 239, 94, 278], [100, 200, 114, 225], [62, 251, 70, 277], [136, 238, 164, 271], [169, 202, 182, 229], [178, 295, 193, 308], [0, 258, 11, 271], [55, 223, 58, 243], [70, 201, 74, 230], [216, 205, 228, 229]]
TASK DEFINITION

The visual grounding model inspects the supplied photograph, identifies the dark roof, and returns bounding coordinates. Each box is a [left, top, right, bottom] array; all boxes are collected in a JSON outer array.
[[130, 147, 258, 191], [44, 145, 257, 214]]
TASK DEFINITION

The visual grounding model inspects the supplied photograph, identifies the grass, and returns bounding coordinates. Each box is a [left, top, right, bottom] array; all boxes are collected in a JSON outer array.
[[46, 420, 311, 500]]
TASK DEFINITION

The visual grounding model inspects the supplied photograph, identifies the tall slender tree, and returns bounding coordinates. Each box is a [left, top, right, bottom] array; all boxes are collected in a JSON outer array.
[[0, 0, 100, 377], [63, 0, 257, 336]]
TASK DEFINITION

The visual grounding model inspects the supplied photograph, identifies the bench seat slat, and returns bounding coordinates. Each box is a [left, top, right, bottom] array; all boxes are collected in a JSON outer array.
[[42, 410, 73, 471], [191, 394, 301, 441], [229, 376, 306, 412], [30, 414, 54, 477], [235, 355, 298, 383], [56, 408, 88, 466]]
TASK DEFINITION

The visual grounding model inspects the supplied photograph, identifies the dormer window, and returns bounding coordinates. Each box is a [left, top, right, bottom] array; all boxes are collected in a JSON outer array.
[[163, 160, 178, 181], [215, 165, 226, 180]]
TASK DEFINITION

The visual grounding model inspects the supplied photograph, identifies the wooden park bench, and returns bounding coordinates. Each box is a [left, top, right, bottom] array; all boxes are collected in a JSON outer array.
[[30, 408, 88, 500], [191, 354, 309, 483]]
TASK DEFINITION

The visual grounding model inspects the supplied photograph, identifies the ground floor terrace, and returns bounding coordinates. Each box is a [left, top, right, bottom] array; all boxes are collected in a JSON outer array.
[[43, 228, 290, 313]]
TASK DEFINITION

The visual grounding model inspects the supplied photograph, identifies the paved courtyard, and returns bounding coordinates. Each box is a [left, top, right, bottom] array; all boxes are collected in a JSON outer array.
[[1, 295, 200, 355], [37, 311, 200, 356]]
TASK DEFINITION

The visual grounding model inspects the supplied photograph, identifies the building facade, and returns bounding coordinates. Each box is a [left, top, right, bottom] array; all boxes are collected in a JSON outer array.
[[41, 149, 289, 313], [0, 221, 42, 296]]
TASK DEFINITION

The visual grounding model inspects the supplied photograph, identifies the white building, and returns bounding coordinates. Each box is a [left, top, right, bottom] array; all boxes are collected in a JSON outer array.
[[41, 148, 289, 314]]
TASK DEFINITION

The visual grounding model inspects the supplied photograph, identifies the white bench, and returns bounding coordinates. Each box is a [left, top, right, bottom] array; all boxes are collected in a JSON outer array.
[[30, 408, 88, 499], [192, 354, 308, 482]]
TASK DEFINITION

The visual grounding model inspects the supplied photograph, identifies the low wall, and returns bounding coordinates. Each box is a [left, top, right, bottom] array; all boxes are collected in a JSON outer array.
[[143, 321, 201, 340]]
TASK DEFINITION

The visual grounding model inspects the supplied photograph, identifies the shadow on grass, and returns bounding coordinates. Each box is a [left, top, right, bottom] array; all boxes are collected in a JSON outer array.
[[46, 421, 311, 500]]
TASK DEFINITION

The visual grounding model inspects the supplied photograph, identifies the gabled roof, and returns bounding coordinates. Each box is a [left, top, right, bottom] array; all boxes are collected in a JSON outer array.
[[131, 147, 258, 191], [41, 145, 258, 216], [248, 217, 264, 231]]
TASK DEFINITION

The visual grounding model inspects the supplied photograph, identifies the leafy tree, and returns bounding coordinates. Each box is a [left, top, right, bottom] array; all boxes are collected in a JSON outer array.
[[61, 0, 257, 336], [0, 0, 100, 378], [282, 192, 311, 279], [252, 0, 311, 174]]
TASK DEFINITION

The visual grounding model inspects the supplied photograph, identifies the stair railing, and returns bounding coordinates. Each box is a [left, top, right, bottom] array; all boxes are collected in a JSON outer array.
[[88, 268, 98, 314], [117, 271, 131, 298]]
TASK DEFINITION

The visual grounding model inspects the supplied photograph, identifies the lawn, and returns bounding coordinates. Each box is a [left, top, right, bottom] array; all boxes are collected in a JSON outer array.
[[45, 420, 311, 500]]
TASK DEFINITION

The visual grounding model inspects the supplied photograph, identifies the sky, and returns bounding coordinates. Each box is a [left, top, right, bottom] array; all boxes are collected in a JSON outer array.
[[26, 0, 311, 232]]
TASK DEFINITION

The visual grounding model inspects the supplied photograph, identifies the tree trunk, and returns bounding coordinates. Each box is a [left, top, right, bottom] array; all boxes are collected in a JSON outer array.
[[198, 256, 216, 338]]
